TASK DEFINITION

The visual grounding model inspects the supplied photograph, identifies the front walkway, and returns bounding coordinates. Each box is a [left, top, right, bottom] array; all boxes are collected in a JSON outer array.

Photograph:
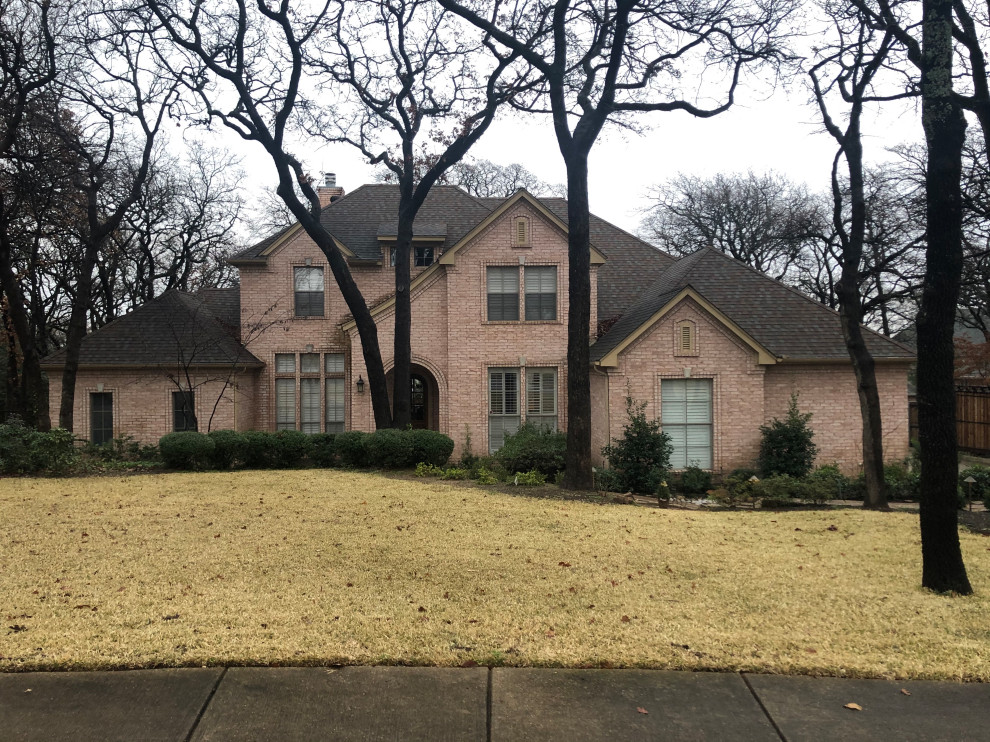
[[2, 667, 988, 741]]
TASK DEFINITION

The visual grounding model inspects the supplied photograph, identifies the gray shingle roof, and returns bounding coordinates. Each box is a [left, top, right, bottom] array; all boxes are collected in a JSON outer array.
[[591, 247, 915, 362], [41, 287, 262, 369], [232, 185, 492, 262]]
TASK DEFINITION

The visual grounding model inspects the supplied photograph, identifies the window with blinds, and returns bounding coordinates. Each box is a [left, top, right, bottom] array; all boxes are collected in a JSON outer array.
[[294, 266, 324, 316], [524, 266, 556, 321], [300, 353, 320, 374], [325, 353, 345, 374], [275, 378, 296, 430], [487, 266, 519, 321], [526, 369, 557, 431], [90, 392, 113, 445], [661, 378, 712, 469], [326, 378, 345, 433], [300, 378, 321, 434], [489, 368, 520, 452], [275, 353, 295, 373]]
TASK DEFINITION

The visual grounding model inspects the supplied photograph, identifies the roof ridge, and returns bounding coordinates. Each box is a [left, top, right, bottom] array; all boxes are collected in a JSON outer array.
[[696, 246, 915, 354]]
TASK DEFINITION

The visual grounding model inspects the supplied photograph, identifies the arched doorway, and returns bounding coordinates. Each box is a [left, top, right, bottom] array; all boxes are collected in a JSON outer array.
[[386, 363, 440, 431]]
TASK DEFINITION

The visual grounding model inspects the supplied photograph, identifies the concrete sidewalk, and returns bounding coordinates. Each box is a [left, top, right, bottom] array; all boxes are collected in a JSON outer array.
[[2, 666, 989, 741]]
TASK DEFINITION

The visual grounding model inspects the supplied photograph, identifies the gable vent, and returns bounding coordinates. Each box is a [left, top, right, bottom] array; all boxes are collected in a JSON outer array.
[[514, 217, 530, 246]]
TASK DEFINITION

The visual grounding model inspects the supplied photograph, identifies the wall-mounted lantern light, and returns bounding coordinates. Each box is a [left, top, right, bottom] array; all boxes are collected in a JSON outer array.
[[356, 375, 365, 394]]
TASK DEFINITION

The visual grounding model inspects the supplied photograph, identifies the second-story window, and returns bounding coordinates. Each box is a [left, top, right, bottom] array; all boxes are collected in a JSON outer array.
[[294, 266, 324, 317], [414, 246, 435, 267], [524, 266, 557, 321], [487, 266, 520, 321]]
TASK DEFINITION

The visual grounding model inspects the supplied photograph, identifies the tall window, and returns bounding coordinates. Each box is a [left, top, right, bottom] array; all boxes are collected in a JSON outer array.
[[661, 379, 712, 469], [526, 369, 557, 431], [325, 352, 345, 432], [90, 392, 113, 445], [487, 267, 519, 321], [275, 378, 296, 430], [414, 246, 435, 266], [524, 266, 557, 321], [172, 390, 197, 432], [489, 368, 520, 452], [294, 266, 324, 316]]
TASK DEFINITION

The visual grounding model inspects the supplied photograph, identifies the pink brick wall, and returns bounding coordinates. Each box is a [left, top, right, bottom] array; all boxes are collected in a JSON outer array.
[[764, 363, 911, 474], [48, 368, 260, 444]]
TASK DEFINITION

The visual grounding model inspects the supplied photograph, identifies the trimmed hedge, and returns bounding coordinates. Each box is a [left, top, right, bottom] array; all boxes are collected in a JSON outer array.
[[159, 431, 215, 470], [0, 419, 78, 475], [496, 423, 566, 478], [207, 430, 246, 470], [367, 429, 414, 469], [239, 430, 309, 469], [335, 431, 372, 468], [407, 429, 454, 468], [308, 433, 338, 467]]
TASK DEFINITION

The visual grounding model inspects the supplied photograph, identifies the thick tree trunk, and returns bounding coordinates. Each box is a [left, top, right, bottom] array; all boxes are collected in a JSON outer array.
[[0, 207, 50, 431], [837, 121, 888, 511], [391, 199, 415, 429], [561, 152, 594, 490], [58, 240, 100, 431], [917, 0, 972, 594]]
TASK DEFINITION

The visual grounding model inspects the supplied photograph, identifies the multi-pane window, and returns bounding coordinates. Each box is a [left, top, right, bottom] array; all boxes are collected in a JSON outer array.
[[414, 246, 435, 267], [294, 266, 324, 316], [275, 351, 346, 433], [487, 266, 519, 321], [90, 392, 113, 445], [661, 378, 713, 469], [489, 368, 521, 453], [524, 266, 556, 321], [526, 369, 557, 431], [172, 390, 197, 432]]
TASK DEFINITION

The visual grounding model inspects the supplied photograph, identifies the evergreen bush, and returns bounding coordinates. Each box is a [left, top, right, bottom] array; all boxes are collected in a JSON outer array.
[[308, 433, 338, 467], [335, 431, 372, 468], [601, 397, 672, 496], [496, 423, 567, 478], [759, 394, 818, 478], [268, 430, 310, 468], [367, 429, 414, 469], [206, 430, 246, 470], [159, 431, 215, 470], [407, 429, 455, 468], [678, 465, 712, 495]]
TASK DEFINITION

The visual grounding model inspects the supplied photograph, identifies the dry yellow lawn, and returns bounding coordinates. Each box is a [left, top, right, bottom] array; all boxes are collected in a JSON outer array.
[[2, 470, 989, 680]]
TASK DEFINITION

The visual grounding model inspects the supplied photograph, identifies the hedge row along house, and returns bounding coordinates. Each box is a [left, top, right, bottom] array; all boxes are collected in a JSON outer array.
[[42, 181, 915, 472]]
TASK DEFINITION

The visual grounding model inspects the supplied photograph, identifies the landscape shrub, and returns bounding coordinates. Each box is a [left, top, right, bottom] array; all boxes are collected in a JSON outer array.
[[601, 397, 672, 496], [724, 468, 760, 505], [960, 465, 990, 509], [240, 431, 275, 468], [206, 430, 246, 470], [475, 466, 498, 485], [366, 429, 414, 469], [82, 434, 144, 463], [335, 431, 372, 468], [29, 428, 77, 475], [159, 431, 215, 470], [754, 474, 800, 507], [759, 394, 818, 478], [408, 429, 455, 468], [593, 467, 625, 493], [678, 465, 711, 495], [805, 463, 851, 500], [884, 462, 920, 501], [439, 466, 469, 480], [496, 423, 566, 478], [0, 416, 35, 474], [513, 469, 546, 486], [268, 430, 310, 468], [308, 433, 338, 467]]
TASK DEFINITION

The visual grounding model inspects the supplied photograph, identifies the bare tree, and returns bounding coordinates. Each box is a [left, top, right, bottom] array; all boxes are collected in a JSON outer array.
[[438, 0, 794, 488], [640, 171, 822, 282], [145, 0, 398, 429], [311, 0, 529, 426], [377, 157, 560, 198]]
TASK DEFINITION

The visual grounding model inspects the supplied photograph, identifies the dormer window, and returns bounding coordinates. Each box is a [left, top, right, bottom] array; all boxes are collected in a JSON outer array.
[[675, 320, 698, 356], [414, 245, 435, 267], [513, 216, 531, 247]]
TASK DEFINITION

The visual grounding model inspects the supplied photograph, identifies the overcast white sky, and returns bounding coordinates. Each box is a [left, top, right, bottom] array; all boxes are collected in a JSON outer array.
[[231, 79, 925, 237]]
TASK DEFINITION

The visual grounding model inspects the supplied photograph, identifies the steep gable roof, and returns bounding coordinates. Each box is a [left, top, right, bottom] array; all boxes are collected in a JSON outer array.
[[591, 247, 915, 363], [41, 287, 262, 369]]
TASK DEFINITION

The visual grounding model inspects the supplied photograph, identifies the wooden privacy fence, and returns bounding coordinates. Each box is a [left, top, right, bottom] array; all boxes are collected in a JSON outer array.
[[910, 386, 990, 454]]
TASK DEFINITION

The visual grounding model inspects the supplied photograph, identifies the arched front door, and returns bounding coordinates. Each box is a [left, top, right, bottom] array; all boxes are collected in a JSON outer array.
[[386, 364, 440, 431]]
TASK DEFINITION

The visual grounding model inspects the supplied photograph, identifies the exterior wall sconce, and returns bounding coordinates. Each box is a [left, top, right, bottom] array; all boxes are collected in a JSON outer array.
[[356, 376, 365, 394]]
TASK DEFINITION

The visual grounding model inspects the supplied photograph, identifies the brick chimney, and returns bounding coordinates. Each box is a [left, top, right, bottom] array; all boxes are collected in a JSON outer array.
[[317, 172, 344, 207]]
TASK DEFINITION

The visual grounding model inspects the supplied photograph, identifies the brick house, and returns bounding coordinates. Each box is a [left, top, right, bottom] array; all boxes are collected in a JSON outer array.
[[42, 182, 914, 473]]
